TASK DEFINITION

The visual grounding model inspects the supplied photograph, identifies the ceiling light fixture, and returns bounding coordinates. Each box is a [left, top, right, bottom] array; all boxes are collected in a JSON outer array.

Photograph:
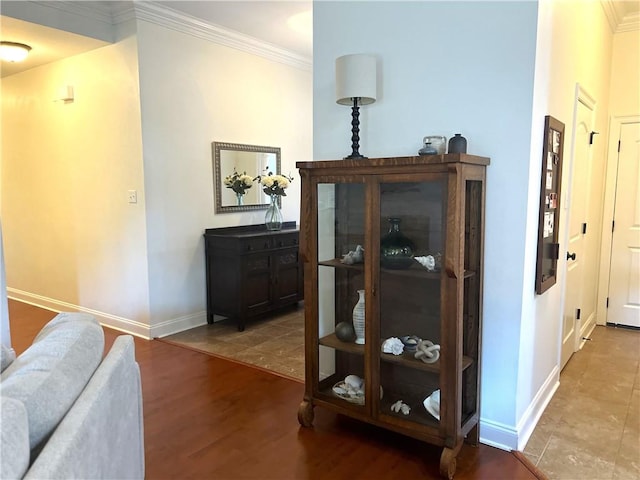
[[0, 41, 32, 62]]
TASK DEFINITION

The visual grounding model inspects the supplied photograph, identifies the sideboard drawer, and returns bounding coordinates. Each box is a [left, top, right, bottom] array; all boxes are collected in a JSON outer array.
[[242, 237, 273, 253], [273, 233, 299, 249]]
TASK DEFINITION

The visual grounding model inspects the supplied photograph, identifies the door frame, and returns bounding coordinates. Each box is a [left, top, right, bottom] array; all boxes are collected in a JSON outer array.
[[596, 114, 640, 325]]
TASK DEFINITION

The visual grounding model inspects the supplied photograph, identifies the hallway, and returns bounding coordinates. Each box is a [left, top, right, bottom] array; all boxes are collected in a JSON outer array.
[[523, 325, 639, 479]]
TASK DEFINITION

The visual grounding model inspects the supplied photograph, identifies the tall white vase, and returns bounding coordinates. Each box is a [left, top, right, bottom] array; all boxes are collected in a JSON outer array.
[[352, 289, 365, 345]]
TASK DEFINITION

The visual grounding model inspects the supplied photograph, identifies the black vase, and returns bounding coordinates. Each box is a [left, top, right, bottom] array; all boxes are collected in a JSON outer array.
[[380, 218, 415, 269], [448, 133, 467, 154]]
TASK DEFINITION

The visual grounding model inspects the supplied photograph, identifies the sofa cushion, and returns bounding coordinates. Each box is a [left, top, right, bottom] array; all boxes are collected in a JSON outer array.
[[1, 343, 16, 372], [0, 395, 30, 479], [0, 313, 104, 453]]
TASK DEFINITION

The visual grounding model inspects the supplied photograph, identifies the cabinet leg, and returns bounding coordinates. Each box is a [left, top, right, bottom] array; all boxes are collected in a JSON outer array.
[[237, 320, 245, 332], [297, 400, 314, 427], [465, 423, 480, 447], [439, 447, 457, 479], [206, 313, 213, 325]]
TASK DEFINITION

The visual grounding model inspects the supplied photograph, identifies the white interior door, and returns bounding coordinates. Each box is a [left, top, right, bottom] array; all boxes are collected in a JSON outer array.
[[608, 121, 640, 328], [561, 96, 595, 369]]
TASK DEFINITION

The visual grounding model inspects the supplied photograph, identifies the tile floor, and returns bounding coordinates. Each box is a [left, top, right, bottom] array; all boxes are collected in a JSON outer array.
[[523, 325, 639, 480], [165, 311, 639, 479], [163, 305, 305, 382]]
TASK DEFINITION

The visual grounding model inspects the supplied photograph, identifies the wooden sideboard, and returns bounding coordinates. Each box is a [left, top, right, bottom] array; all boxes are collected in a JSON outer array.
[[204, 222, 303, 331]]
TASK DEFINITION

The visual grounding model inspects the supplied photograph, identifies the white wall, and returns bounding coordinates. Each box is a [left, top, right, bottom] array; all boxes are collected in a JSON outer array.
[[314, 0, 539, 448], [609, 29, 640, 116], [0, 6, 312, 339], [1, 34, 152, 336], [314, 0, 621, 450], [597, 28, 640, 326], [135, 19, 312, 335], [516, 0, 614, 447]]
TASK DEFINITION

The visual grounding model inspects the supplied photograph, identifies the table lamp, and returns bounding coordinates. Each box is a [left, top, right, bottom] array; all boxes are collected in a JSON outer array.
[[336, 54, 377, 159]]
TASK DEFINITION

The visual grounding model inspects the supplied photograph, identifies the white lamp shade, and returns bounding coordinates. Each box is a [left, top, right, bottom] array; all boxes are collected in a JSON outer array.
[[335, 54, 377, 106], [0, 42, 31, 62]]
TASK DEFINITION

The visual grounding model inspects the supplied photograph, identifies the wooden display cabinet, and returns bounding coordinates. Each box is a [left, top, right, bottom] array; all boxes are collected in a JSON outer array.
[[296, 155, 488, 478]]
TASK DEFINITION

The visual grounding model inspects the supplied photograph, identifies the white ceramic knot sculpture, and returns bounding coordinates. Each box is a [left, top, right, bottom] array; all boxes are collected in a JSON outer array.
[[341, 245, 364, 265], [414, 340, 440, 363], [382, 337, 404, 355]]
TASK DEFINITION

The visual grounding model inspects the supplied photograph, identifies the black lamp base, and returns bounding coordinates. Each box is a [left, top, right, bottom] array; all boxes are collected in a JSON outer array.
[[344, 98, 367, 159]]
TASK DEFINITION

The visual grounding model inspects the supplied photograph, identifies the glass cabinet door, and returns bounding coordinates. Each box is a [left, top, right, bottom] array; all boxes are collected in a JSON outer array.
[[376, 178, 447, 427], [315, 181, 367, 410]]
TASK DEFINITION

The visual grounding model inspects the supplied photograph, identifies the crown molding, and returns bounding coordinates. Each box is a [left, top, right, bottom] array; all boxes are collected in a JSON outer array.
[[130, 2, 312, 71], [18, 1, 312, 70], [617, 11, 640, 33], [601, 0, 640, 33], [30, 1, 115, 25]]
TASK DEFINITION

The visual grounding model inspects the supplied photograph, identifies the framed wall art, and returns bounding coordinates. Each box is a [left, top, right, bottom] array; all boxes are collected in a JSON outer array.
[[535, 115, 564, 294]]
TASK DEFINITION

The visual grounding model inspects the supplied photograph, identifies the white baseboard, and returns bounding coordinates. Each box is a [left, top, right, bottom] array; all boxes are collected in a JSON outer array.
[[479, 419, 518, 450], [8, 289, 209, 340], [150, 311, 207, 338], [515, 365, 560, 450], [8, 289, 157, 339], [479, 365, 560, 451]]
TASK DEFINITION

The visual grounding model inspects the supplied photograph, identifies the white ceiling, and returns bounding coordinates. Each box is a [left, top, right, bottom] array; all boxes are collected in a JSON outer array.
[[1, 0, 638, 78], [156, 1, 312, 57], [0, 15, 109, 77], [0, 0, 312, 77]]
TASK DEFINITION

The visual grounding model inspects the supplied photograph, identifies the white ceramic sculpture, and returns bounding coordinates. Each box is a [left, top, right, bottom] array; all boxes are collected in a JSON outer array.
[[341, 245, 364, 265], [414, 340, 440, 363], [391, 400, 411, 415], [414, 255, 436, 271], [381, 337, 404, 355], [423, 389, 440, 420], [344, 374, 363, 390]]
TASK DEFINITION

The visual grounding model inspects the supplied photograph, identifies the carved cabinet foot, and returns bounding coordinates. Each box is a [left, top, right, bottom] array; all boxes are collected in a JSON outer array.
[[297, 400, 314, 427], [440, 447, 457, 479]]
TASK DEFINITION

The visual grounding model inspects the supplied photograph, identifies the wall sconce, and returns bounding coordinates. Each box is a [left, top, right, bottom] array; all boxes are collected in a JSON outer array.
[[0, 42, 32, 62], [335, 54, 377, 159], [56, 85, 75, 103]]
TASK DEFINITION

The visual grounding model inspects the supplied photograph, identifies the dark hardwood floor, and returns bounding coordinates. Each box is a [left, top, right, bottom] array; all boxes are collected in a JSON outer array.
[[8, 300, 541, 479]]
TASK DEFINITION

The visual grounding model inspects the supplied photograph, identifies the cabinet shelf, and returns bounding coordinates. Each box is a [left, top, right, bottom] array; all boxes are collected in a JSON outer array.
[[381, 350, 473, 373], [319, 333, 473, 373], [319, 333, 363, 354], [318, 258, 475, 280]]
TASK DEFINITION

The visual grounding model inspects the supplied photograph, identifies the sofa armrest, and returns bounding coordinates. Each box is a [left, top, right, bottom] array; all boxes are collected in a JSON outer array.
[[25, 335, 145, 480]]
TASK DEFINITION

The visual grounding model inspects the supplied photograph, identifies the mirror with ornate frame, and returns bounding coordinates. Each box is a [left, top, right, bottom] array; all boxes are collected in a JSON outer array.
[[213, 142, 281, 213]]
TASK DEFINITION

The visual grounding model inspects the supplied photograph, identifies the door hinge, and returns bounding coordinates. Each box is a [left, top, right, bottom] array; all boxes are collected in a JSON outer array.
[[606, 297, 609, 308], [618, 140, 621, 152], [590, 131, 599, 145], [576, 308, 581, 320], [612, 220, 615, 232], [582, 223, 587, 234]]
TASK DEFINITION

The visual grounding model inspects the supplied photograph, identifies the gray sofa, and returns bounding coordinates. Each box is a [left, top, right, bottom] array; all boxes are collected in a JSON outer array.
[[0, 312, 145, 479]]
